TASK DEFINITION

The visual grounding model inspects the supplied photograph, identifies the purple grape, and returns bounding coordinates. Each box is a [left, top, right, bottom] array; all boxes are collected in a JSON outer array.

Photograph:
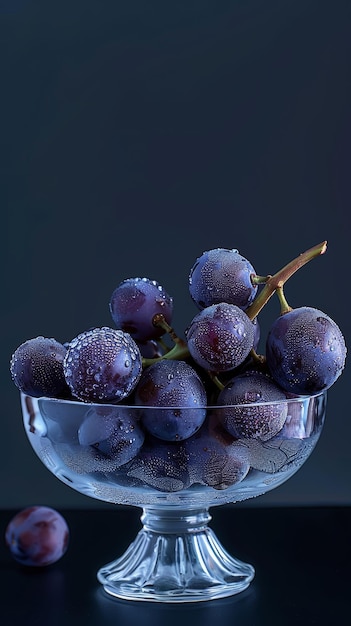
[[134, 359, 207, 441], [109, 277, 173, 342], [127, 435, 190, 491], [252, 317, 260, 350], [185, 416, 250, 489], [53, 440, 129, 474], [10, 337, 70, 398], [185, 302, 255, 372], [217, 370, 288, 441], [63, 327, 142, 403], [189, 248, 258, 311], [40, 397, 88, 443], [266, 306, 347, 394], [137, 339, 165, 359], [239, 394, 325, 473], [78, 405, 145, 466], [5, 506, 69, 567]]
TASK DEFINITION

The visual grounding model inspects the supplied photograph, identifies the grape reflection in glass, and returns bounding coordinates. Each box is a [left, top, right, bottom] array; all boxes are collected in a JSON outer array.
[[21, 390, 326, 603]]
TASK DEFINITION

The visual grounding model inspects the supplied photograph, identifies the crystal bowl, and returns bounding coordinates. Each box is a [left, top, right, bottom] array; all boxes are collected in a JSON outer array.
[[21, 390, 326, 603]]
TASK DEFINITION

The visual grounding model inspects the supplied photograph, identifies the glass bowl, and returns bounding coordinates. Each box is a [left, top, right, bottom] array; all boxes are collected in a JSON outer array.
[[21, 390, 326, 603]]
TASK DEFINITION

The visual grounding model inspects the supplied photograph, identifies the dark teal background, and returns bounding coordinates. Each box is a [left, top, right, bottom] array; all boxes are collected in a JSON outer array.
[[1, 0, 350, 508]]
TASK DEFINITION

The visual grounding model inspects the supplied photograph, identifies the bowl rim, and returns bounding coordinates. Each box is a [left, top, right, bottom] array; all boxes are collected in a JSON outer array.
[[22, 389, 327, 411]]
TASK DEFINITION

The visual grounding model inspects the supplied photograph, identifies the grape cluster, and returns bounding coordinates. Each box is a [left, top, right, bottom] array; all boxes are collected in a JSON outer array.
[[10, 242, 347, 493]]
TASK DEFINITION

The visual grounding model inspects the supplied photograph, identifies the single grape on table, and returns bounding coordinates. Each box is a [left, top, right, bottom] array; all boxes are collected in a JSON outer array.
[[5, 506, 69, 567]]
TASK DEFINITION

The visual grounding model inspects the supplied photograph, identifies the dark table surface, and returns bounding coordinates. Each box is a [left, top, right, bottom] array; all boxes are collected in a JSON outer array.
[[1, 505, 349, 625]]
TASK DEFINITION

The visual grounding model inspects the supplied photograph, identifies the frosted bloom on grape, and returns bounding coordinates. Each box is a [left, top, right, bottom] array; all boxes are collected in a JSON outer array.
[[78, 406, 145, 467], [10, 336, 70, 398], [135, 359, 207, 441], [127, 436, 190, 492], [217, 370, 288, 441], [184, 421, 250, 490], [189, 248, 258, 310], [237, 394, 325, 474], [109, 277, 173, 342], [266, 306, 347, 394], [63, 327, 142, 403], [186, 302, 255, 372]]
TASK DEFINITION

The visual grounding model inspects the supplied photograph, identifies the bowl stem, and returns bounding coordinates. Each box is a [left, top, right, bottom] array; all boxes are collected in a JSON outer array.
[[97, 505, 255, 603]]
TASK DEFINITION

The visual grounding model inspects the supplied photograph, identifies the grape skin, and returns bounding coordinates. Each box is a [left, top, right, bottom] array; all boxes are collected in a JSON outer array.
[[189, 248, 258, 310], [10, 336, 70, 398], [63, 327, 142, 403], [126, 435, 190, 492], [9, 245, 347, 497], [41, 398, 87, 444], [186, 302, 255, 372], [266, 306, 347, 394], [5, 506, 69, 567], [137, 339, 165, 359], [184, 417, 250, 490], [237, 395, 325, 474], [78, 405, 145, 467], [252, 317, 260, 350], [134, 359, 207, 441], [217, 370, 288, 441], [109, 277, 173, 342]]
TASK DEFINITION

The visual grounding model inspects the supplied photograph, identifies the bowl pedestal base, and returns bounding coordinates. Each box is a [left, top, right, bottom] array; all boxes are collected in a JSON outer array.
[[97, 505, 255, 603]]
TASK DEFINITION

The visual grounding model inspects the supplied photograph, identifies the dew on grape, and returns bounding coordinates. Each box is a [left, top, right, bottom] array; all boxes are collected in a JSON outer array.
[[109, 277, 173, 342], [217, 370, 288, 441], [188, 248, 258, 310], [9, 241, 346, 501], [135, 359, 207, 441], [10, 337, 70, 398], [266, 307, 347, 394], [185, 422, 250, 490], [186, 303, 255, 372], [78, 405, 145, 466], [127, 437, 190, 492], [63, 327, 143, 403]]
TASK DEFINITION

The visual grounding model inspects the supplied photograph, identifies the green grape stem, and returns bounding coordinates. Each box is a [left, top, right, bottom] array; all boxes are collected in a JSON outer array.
[[142, 314, 190, 367], [245, 240, 327, 321], [206, 371, 225, 391], [249, 348, 268, 369], [276, 285, 293, 315], [141, 241, 327, 370], [251, 274, 271, 285]]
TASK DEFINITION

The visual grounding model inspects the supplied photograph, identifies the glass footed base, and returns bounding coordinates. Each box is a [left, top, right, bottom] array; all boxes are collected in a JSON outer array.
[[97, 506, 255, 603]]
